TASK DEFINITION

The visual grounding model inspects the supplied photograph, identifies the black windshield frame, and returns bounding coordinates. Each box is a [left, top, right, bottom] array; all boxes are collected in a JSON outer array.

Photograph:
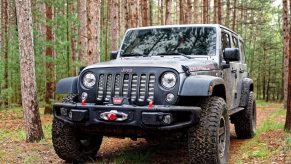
[[120, 26, 217, 57]]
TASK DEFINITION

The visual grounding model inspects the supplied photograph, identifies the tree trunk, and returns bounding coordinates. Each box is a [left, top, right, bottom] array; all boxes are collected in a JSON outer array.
[[186, 0, 192, 24], [284, 0, 291, 131], [44, 2, 55, 114], [161, 0, 164, 25], [179, 0, 184, 24], [149, 0, 153, 25], [110, 0, 119, 51], [15, 0, 44, 142], [1, 0, 9, 107], [202, 0, 207, 23], [78, 0, 88, 65], [87, 0, 100, 64], [226, 0, 230, 27], [214, 0, 217, 23], [193, 0, 198, 23], [70, 2, 77, 76], [217, 0, 222, 24], [232, 0, 237, 31], [283, 0, 289, 109], [141, 0, 149, 26], [165, 0, 172, 25]]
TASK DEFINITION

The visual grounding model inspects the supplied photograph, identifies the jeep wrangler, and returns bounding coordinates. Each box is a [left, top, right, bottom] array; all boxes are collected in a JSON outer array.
[[52, 24, 256, 163]]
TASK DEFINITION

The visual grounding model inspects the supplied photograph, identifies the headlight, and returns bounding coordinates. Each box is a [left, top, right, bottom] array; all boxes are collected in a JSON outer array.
[[82, 72, 96, 88], [161, 72, 177, 89]]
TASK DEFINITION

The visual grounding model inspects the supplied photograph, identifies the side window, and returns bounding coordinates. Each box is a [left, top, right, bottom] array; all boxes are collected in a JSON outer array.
[[221, 32, 231, 51], [240, 41, 246, 63], [232, 36, 239, 48]]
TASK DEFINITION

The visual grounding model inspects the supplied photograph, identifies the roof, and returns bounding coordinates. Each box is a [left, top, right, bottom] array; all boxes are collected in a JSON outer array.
[[127, 24, 241, 39]]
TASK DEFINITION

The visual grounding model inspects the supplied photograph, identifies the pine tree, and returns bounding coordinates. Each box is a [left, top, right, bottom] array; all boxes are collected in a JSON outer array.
[[44, 2, 55, 114], [15, 0, 44, 142]]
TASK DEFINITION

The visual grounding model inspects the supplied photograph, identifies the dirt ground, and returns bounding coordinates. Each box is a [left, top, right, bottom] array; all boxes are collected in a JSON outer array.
[[0, 103, 289, 163]]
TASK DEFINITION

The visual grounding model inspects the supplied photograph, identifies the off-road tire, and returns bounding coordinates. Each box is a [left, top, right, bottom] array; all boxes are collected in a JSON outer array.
[[188, 97, 230, 164], [233, 91, 256, 139], [52, 94, 103, 162]]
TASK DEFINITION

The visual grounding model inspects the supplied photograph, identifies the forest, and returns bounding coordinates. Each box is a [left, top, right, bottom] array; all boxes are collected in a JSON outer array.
[[0, 0, 285, 110], [0, 0, 291, 163]]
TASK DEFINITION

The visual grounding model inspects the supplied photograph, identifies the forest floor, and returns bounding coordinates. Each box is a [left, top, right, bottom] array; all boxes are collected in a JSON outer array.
[[0, 101, 290, 164]]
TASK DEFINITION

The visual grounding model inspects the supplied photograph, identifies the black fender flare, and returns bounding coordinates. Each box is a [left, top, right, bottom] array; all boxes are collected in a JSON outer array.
[[239, 78, 253, 107], [55, 76, 78, 94], [179, 75, 225, 96]]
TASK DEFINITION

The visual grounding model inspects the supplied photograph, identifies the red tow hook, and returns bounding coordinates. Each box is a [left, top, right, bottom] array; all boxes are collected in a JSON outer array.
[[81, 99, 86, 106], [148, 101, 154, 109]]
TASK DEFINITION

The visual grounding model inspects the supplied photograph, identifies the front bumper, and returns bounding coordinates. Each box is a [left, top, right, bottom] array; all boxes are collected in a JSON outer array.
[[53, 103, 201, 131]]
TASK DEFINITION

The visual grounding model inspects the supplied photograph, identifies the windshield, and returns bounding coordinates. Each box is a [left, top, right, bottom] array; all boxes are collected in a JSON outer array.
[[120, 26, 217, 57]]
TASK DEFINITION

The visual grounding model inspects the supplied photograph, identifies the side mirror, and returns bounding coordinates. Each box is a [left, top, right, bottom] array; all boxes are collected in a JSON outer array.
[[110, 51, 118, 60], [223, 48, 240, 63]]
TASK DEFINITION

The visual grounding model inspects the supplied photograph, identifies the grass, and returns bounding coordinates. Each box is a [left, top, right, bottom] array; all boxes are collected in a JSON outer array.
[[256, 100, 273, 106], [235, 101, 289, 163]]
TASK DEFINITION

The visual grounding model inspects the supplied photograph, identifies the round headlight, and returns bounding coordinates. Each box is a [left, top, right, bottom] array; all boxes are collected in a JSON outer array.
[[83, 72, 96, 88], [161, 72, 177, 89]]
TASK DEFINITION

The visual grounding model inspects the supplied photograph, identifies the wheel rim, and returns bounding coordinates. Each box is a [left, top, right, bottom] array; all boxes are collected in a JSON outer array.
[[218, 117, 226, 158]]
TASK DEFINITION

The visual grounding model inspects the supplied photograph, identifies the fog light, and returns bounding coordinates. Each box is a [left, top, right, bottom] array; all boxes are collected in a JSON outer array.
[[68, 110, 73, 119], [166, 93, 175, 102], [60, 108, 68, 116], [162, 114, 173, 124], [81, 92, 88, 100]]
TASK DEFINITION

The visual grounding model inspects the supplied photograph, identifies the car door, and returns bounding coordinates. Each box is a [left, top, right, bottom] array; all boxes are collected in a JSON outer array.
[[221, 30, 239, 110], [231, 35, 245, 108]]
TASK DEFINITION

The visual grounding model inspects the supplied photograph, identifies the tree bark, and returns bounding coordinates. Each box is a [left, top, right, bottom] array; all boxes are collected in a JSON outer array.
[[161, 0, 164, 25], [193, 0, 198, 23], [217, 0, 222, 24], [226, 0, 230, 27], [15, 0, 44, 142], [44, 2, 55, 114], [179, 0, 184, 24], [1, 0, 9, 107], [165, 0, 172, 25], [232, 0, 237, 31], [185, 0, 192, 24], [283, 0, 289, 109], [284, 0, 291, 130], [78, 0, 88, 65], [70, 2, 77, 76], [87, 0, 100, 64], [214, 0, 217, 23], [110, 0, 119, 51], [141, 0, 149, 26], [202, 0, 207, 23]]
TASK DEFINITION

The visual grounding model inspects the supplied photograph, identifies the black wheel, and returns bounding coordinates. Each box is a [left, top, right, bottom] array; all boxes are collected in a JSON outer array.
[[52, 94, 103, 162], [188, 97, 230, 164], [233, 91, 256, 139]]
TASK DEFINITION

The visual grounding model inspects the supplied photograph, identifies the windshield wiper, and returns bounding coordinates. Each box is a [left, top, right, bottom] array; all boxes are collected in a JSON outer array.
[[121, 53, 147, 57], [154, 52, 192, 59]]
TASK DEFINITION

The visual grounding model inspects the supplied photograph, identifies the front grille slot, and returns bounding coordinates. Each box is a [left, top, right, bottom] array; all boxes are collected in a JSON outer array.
[[138, 74, 147, 102], [96, 73, 155, 103], [97, 74, 105, 101], [130, 74, 138, 101], [147, 75, 155, 102]]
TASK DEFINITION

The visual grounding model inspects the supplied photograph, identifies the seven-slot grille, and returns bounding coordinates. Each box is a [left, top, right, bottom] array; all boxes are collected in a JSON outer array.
[[96, 73, 156, 102]]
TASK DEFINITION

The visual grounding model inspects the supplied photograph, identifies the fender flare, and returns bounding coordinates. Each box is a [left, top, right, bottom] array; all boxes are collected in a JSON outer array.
[[55, 76, 78, 94], [179, 75, 225, 96], [239, 78, 253, 107]]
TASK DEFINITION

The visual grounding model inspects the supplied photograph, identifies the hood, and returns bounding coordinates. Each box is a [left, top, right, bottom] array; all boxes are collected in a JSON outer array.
[[84, 56, 219, 73]]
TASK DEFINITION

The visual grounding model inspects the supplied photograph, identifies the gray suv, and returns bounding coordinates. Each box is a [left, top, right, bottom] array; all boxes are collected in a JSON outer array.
[[52, 24, 256, 163]]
